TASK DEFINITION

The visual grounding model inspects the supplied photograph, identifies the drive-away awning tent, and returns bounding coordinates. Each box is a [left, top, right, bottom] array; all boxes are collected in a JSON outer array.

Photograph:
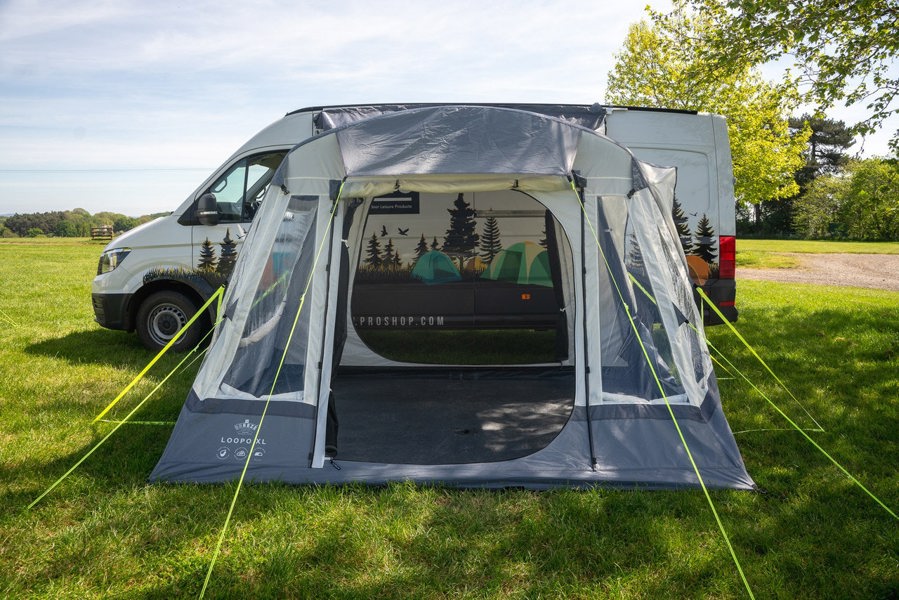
[[150, 105, 753, 489]]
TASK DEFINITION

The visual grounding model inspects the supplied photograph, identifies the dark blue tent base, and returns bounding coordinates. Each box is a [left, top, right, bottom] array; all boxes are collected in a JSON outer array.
[[332, 368, 575, 465]]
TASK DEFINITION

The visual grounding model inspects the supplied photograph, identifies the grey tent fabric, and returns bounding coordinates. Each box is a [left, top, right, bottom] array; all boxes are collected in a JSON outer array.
[[150, 105, 753, 490], [335, 106, 581, 178], [313, 103, 607, 132]]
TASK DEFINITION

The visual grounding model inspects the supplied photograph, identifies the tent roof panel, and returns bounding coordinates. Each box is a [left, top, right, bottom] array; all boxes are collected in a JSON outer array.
[[334, 106, 582, 178]]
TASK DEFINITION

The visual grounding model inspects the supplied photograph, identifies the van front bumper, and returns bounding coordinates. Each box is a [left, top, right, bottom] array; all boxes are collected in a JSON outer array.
[[92, 293, 132, 331]]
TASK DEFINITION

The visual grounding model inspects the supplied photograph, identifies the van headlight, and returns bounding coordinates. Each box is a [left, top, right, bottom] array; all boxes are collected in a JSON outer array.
[[97, 248, 131, 275]]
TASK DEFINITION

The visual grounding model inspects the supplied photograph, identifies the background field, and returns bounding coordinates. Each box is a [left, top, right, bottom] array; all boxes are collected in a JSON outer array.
[[738, 238, 899, 269], [0, 238, 896, 598]]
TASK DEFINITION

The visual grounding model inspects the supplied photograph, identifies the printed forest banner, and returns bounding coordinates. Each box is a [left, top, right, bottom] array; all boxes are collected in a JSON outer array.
[[351, 190, 561, 331]]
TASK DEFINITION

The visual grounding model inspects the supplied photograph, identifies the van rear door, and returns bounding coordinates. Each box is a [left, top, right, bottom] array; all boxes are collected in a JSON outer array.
[[604, 109, 737, 323]]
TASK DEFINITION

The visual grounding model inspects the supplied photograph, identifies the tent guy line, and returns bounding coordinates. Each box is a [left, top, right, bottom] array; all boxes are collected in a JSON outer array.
[[199, 181, 343, 599], [572, 178, 754, 599]]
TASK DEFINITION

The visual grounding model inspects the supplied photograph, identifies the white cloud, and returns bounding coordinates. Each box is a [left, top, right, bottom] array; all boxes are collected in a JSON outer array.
[[0, 0, 127, 42]]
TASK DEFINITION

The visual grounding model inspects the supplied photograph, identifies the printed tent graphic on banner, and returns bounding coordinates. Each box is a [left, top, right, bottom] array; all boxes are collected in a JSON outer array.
[[482, 241, 552, 287], [150, 105, 754, 490], [411, 250, 462, 285]]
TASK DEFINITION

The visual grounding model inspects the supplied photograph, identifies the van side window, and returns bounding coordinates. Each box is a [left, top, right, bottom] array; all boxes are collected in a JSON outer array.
[[207, 151, 287, 222]]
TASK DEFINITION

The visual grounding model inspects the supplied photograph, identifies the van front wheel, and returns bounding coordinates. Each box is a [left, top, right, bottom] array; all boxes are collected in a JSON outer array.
[[136, 291, 205, 352]]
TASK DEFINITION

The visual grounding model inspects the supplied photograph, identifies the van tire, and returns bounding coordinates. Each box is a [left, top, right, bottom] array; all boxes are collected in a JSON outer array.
[[136, 290, 205, 352]]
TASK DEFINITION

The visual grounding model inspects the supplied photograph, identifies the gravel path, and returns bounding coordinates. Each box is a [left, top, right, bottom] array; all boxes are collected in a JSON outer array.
[[738, 253, 899, 291]]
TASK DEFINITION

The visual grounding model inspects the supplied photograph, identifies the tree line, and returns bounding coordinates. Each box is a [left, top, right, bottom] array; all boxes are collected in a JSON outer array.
[[743, 116, 899, 240], [0, 209, 163, 238]]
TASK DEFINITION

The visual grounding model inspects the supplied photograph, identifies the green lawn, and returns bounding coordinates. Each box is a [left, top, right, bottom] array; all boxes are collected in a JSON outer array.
[[1, 238, 896, 599], [737, 238, 899, 269]]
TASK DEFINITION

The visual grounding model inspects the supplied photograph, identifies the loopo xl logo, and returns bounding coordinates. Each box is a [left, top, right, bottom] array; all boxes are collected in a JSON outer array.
[[214, 419, 267, 461]]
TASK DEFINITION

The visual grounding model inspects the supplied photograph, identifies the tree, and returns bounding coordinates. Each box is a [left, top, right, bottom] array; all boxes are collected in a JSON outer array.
[[606, 11, 809, 214], [430, 237, 440, 251], [840, 159, 899, 240], [113, 215, 139, 232], [5, 211, 66, 237], [478, 215, 503, 265], [792, 173, 848, 239], [790, 114, 856, 189], [382, 238, 396, 269], [364, 232, 382, 268], [748, 114, 857, 236], [692, 214, 718, 264], [217, 229, 238, 275], [197, 238, 217, 271], [392, 250, 402, 269], [414, 234, 429, 262], [671, 197, 694, 255], [795, 159, 899, 241], [55, 219, 87, 237], [681, 0, 899, 148], [442, 193, 479, 267]]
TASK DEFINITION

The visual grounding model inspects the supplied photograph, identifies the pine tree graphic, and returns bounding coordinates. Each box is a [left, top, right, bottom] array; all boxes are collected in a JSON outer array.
[[430, 236, 440, 251], [382, 238, 396, 269], [217, 229, 237, 275], [365, 232, 382, 268], [414, 234, 429, 263], [479, 214, 503, 265], [198, 238, 217, 271], [672, 197, 694, 255], [626, 233, 645, 274], [692, 214, 718, 264], [443, 193, 479, 268]]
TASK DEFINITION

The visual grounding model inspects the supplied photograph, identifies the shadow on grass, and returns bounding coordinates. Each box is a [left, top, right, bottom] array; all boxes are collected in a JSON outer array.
[[23, 328, 158, 368], [4, 419, 175, 509]]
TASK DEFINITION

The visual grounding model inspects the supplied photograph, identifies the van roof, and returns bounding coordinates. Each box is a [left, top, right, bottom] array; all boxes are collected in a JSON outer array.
[[287, 103, 698, 117]]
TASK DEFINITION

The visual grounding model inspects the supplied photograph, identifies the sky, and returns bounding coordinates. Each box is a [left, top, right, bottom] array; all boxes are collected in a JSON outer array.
[[1, 0, 896, 217]]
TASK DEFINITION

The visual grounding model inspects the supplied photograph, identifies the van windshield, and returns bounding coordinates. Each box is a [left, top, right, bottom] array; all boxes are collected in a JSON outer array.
[[207, 151, 287, 222]]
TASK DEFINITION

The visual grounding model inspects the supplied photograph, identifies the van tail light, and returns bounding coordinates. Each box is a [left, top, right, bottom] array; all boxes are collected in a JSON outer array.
[[718, 235, 735, 279]]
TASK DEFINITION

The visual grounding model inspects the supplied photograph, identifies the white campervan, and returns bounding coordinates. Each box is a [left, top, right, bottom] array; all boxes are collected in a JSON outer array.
[[92, 104, 737, 351]]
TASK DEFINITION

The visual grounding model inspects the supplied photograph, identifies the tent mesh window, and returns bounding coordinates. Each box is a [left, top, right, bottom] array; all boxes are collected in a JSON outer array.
[[222, 196, 318, 398]]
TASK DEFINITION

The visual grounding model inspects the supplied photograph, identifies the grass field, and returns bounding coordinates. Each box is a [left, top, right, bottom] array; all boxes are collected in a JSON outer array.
[[738, 238, 899, 269], [1, 238, 896, 598]]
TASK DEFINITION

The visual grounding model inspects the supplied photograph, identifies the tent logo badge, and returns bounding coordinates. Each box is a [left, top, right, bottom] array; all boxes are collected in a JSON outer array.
[[234, 419, 258, 436]]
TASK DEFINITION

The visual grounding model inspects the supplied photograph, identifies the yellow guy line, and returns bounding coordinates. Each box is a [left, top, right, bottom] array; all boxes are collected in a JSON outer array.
[[92, 286, 225, 423], [695, 287, 825, 432], [572, 180, 755, 599], [27, 341, 209, 509], [200, 185, 343, 599], [632, 267, 895, 519], [0, 308, 19, 327], [699, 298, 897, 521]]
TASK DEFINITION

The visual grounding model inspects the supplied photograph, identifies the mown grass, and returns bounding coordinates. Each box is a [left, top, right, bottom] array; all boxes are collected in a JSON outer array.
[[1, 238, 897, 599], [738, 238, 899, 269]]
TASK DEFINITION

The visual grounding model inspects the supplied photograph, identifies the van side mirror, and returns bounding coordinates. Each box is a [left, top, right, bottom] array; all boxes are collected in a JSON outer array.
[[197, 193, 220, 226]]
